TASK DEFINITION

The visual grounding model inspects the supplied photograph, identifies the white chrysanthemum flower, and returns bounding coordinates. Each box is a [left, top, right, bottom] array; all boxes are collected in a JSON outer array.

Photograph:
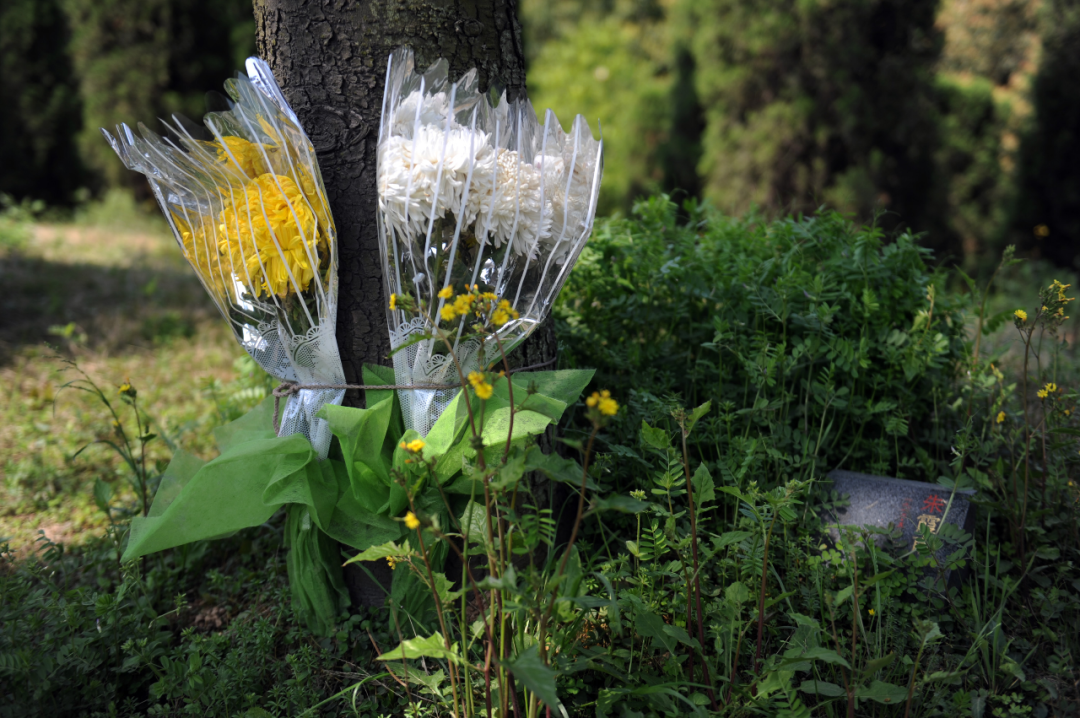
[[378, 125, 493, 240], [470, 148, 552, 258], [391, 90, 456, 139]]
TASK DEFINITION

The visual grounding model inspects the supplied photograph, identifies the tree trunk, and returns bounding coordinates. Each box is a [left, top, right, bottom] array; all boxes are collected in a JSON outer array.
[[253, 0, 558, 607]]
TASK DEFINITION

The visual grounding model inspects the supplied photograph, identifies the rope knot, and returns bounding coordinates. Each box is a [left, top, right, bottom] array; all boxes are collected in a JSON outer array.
[[272, 381, 302, 432]]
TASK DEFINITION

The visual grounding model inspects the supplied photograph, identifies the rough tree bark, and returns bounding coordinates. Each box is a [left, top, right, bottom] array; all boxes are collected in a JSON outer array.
[[254, 0, 559, 606]]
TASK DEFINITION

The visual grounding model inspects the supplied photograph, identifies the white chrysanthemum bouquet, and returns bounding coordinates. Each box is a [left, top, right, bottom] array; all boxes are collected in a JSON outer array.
[[377, 49, 603, 435], [102, 59, 345, 458]]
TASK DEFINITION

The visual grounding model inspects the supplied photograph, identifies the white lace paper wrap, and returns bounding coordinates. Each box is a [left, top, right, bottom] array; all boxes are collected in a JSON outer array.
[[103, 58, 345, 458], [377, 48, 603, 436]]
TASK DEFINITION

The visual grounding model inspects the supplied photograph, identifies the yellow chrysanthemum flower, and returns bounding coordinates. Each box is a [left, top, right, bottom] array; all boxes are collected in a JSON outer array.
[[389, 293, 397, 311], [217, 173, 324, 299], [404, 512, 421, 530], [440, 305, 457, 321], [438, 286, 454, 299], [468, 371, 494, 400], [215, 136, 275, 179], [1014, 309, 1028, 322], [996, 411, 1005, 424]]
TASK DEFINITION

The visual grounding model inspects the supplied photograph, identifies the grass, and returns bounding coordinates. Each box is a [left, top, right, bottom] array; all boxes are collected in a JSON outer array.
[[0, 218, 246, 554]]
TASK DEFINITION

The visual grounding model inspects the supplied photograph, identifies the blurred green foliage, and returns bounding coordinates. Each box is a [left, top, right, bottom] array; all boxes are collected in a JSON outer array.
[[0, 0, 254, 204]]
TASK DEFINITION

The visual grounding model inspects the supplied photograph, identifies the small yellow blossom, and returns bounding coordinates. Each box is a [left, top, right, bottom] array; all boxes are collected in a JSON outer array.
[[452, 293, 476, 316], [1014, 309, 1028, 323], [1035, 224, 1050, 237], [438, 286, 454, 299], [1066, 409, 1072, 416], [491, 300, 520, 327], [397, 438, 425, 453], [996, 411, 1005, 424], [440, 305, 457, 321], [468, 371, 494, 400], [868, 608, 876, 616], [586, 389, 619, 416], [1037, 382, 1058, 400], [404, 512, 421, 530], [389, 293, 397, 311], [386, 556, 398, 570], [481, 292, 498, 301]]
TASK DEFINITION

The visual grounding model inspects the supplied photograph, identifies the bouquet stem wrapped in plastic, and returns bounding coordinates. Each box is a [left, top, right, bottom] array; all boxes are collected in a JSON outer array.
[[377, 48, 603, 435], [103, 58, 345, 458]]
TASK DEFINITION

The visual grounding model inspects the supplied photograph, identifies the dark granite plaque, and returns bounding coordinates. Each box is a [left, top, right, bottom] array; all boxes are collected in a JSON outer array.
[[822, 470, 977, 586]]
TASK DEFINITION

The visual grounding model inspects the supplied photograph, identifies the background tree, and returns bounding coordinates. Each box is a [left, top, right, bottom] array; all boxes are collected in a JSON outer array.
[[0, 0, 84, 205], [1009, 0, 1080, 268]]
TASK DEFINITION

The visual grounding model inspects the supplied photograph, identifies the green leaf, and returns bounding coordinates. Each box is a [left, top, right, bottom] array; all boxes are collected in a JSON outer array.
[[725, 581, 750, 605], [799, 646, 851, 669], [861, 652, 897, 681], [93, 478, 113, 513], [855, 680, 909, 705], [522, 446, 595, 490], [343, 540, 417, 566], [799, 679, 846, 697], [712, 530, 752, 549], [504, 369, 595, 412], [501, 644, 561, 709], [489, 447, 527, 490], [686, 401, 711, 433], [591, 495, 648, 514], [691, 463, 715, 505], [459, 500, 491, 547], [634, 605, 678, 653], [480, 407, 553, 446], [835, 585, 854, 606], [640, 420, 669, 451], [376, 633, 462, 665]]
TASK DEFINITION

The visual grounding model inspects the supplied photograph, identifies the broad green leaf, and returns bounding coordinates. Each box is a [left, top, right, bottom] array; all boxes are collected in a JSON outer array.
[[634, 606, 677, 653], [93, 478, 112, 513], [835, 585, 854, 606], [459, 500, 491, 547], [861, 652, 897, 681], [799, 646, 851, 669], [591, 495, 648, 514], [489, 447, 527, 490], [640, 420, 669, 451], [855, 680, 909, 705], [480, 407, 553, 446], [686, 401, 711, 433], [799, 679, 846, 697], [501, 644, 561, 709], [376, 633, 462, 664], [501, 369, 595, 412], [422, 388, 470, 457], [712, 530, 752, 549], [725, 580, 750, 605], [523, 446, 596, 490], [343, 540, 417, 566], [691, 463, 715, 505]]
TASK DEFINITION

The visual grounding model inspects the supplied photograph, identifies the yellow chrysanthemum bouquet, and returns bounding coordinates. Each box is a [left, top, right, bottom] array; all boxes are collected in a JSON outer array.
[[103, 59, 345, 457]]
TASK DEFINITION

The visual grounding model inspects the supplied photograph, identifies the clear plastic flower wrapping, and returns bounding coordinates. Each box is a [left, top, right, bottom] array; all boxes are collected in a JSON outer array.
[[102, 58, 346, 458], [377, 48, 604, 436]]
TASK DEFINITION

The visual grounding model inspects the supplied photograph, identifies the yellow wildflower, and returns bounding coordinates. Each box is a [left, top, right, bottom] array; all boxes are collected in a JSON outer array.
[[440, 305, 457, 322], [868, 608, 876, 616], [389, 293, 397, 311], [1035, 224, 1050, 237], [481, 292, 498, 301], [404, 512, 421, 530], [217, 173, 324, 298], [1014, 309, 1028, 323], [1038, 383, 1056, 400], [386, 556, 398, 570], [407, 439, 425, 453], [1066, 409, 1072, 416], [438, 286, 454, 299], [996, 411, 1005, 424], [468, 371, 494, 400], [452, 293, 476, 316], [491, 299, 519, 327], [587, 389, 619, 416]]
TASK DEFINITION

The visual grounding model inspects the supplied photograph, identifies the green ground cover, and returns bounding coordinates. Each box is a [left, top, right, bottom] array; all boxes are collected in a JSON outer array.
[[1, 197, 1078, 717]]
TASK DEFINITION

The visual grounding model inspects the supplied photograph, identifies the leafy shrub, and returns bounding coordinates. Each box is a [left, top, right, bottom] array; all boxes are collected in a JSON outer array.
[[557, 195, 968, 483]]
